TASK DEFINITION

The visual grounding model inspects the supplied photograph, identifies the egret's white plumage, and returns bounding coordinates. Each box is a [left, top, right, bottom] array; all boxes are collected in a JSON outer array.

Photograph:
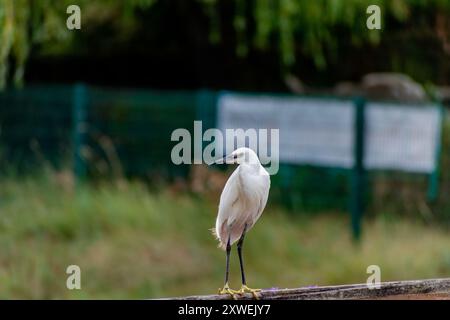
[[212, 147, 270, 250]]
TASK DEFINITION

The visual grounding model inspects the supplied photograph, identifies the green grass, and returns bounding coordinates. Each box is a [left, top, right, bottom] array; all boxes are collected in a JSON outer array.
[[0, 174, 450, 299]]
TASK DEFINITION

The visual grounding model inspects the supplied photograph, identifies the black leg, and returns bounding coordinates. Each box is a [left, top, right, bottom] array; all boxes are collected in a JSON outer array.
[[224, 235, 231, 285], [219, 234, 237, 298], [237, 224, 247, 285]]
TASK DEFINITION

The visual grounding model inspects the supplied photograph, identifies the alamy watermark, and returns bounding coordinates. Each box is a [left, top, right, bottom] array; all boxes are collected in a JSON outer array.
[[366, 5, 381, 30], [66, 265, 81, 290], [171, 121, 280, 175], [66, 5, 81, 30], [366, 264, 381, 289]]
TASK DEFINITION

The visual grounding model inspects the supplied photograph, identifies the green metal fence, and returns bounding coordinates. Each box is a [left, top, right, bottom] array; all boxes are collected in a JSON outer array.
[[0, 85, 73, 172], [0, 83, 352, 205], [0, 84, 196, 178]]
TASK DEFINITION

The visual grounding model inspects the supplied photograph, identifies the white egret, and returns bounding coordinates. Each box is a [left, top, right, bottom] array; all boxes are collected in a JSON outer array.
[[212, 147, 270, 298]]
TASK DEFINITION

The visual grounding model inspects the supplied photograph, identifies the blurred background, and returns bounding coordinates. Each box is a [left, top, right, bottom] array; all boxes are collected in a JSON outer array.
[[0, 0, 450, 299]]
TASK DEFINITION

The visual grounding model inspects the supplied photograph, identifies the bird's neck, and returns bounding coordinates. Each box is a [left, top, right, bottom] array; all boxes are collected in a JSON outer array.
[[239, 162, 262, 174]]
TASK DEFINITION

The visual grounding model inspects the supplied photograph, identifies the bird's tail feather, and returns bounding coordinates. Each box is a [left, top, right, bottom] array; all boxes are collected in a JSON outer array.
[[210, 227, 226, 250]]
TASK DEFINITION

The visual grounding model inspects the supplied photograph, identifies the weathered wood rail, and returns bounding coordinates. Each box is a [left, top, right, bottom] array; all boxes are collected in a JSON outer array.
[[167, 278, 450, 300]]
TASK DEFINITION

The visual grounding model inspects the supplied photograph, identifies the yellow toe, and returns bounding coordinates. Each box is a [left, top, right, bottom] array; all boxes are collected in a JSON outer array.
[[218, 283, 239, 299], [239, 285, 262, 299]]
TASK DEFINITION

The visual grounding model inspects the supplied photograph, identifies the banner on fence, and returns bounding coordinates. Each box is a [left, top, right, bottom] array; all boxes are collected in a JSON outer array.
[[364, 102, 441, 173]]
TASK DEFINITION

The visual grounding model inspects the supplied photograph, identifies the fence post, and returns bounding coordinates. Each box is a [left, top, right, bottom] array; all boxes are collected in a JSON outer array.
[[196, 89, 218, 160], [351, 97, 366, 241], [196, 89, 217, 131], [427, 103, 444, 202], [72, 83, 88, 182]]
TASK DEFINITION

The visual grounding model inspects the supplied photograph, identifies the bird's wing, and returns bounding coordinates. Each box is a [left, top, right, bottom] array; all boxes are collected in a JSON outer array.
[[214, 167, 242, 246], [251, 175, 270, 226]]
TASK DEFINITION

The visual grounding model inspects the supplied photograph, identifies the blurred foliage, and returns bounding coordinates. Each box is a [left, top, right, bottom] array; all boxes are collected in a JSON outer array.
[[0, 0, 156, 89], [211, 0, 450, 72], [1, 0, 450, 89]]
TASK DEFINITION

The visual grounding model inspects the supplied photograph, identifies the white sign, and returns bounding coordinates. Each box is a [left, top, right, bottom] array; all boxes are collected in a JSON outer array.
[[364, 103, 441, 173], [217, 93, 441, 173], [218, 94, 355, 168]]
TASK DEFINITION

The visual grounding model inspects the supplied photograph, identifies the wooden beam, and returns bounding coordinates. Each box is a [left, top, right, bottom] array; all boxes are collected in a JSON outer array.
[[165, 278, 450, 300]]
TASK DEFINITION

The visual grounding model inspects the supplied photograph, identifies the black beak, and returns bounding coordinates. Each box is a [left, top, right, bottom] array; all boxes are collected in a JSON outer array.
[[214, 155, 227, 165]]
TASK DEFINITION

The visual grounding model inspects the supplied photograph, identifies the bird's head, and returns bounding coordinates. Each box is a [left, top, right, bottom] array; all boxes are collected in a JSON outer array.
[[215, 147, 260, 165]]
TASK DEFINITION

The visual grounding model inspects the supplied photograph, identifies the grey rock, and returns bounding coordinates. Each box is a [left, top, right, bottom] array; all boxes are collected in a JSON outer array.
[[361, 72, 427, 102]]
